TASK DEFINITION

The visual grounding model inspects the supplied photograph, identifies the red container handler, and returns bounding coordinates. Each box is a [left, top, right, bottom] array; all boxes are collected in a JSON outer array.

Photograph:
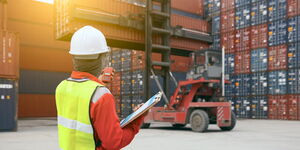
[[250, 24, 268, 49], [287, 0, 299, 17], [268, 45, 287, 71], [288, 95, 300, 120], [268, 95, 279, 119], [171, 0, 204, 16], [235, 51, 251, 74], [0, 30, 19, 79], [221, 31, 236, 53], [220, 9, 235, 32], [235, 27, 251, 52], [221, 0, 235, 12]]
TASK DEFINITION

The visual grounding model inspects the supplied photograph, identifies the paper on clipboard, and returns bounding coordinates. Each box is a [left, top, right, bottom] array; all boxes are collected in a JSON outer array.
[[120, 92, 163, 128]]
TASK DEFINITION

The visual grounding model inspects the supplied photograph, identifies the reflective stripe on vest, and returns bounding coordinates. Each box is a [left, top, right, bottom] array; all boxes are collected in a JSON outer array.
[[55, 78, 104, 150]]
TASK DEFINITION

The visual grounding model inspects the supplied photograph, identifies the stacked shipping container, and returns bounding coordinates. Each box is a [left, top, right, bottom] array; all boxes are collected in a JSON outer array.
[[208, 0, 300, 120], [0, 1, 19, 130]]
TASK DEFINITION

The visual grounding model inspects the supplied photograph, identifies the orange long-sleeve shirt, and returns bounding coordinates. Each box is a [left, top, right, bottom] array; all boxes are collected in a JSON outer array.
[[71, 71, 144, 150]]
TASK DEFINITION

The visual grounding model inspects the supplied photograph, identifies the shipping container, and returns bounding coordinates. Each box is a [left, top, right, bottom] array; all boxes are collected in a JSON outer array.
[[235, 0, 250, 8], [288, 16, 300, 43], [268, 19, 287, 46], [235, 27, 251, 52], [268, 95, 279, 119], [250, 96, 268, 119], [268, 45, 287, 70], [0, 30, 19, 79], [225, 54, 235, 74], [114, 95, 121, 116], [250, 24, 268, 49], [18, 94, 56, 118], [131, 50, 145, 71], [225, 75, 235, 96], [251, 72, 268, 95], [251, 0, 268, 25], [235, 97, 251, 118], [212, 34, 221, 49], [0, 1, 7, 30], [235, 4, 251, 29], [251, 48, 268, 72], [0, 78, 17, 130], [221, 0, 235, 11], [278, 96, 289, 120], [131, 69, 144, 95], [170, 37, 210, 51], [287, 95, 300, 120], [207, 0, 221, 14], [235, 51, 251, 74], [111, 72, 121, 95], [268, 0, 287, 21], [287, 0, 300, 17], [171, 0, 204, 16], [121, 49, 131, 72], [287, 42, 300, 68], [171, 14, 209, 32], [287, 69, 300, 94], [268, 70, 287, 94], [235, 74, 251, 96], [220, 9, 235, 32], [212, 15, 220, 34], [170, 55, 191, 72], [121, 71, 132, 95], [221, 31, 235, 53]]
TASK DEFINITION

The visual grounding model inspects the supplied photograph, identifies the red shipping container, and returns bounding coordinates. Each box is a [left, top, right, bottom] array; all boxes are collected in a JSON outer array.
[[235, 27, 251, 52], [171, 14, 209, 33], [250, 24, 268, 49], [0, 30, 19, 79], [171, 0, 204, 16], [221, 0, 235, 12], [268, 45, 287, 71], [268, 95, 279, 119], [114, 95, 121, 115], [170, 37, 209, 51], [278, 96, 289, 120], [235, 51, 250, 74], [221, 31, 235, 53], [288, 95, 300, 120], [170, 55, 191, 72], [0, 1, 7, 30], [131, 50, 145, 71], [287, 0, 299, 17], [220, 9, 235, 32]]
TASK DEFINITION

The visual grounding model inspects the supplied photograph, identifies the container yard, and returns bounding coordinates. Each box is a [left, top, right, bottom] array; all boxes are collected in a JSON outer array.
[[1, 0, 300, 150]]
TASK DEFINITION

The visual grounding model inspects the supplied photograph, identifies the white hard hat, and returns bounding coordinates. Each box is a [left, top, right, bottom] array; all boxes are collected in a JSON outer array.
[[69, 25, 109, 59]]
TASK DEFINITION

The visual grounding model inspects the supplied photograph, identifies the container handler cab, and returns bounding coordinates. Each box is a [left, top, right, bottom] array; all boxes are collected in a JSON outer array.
[[143, 49, 237, 132]]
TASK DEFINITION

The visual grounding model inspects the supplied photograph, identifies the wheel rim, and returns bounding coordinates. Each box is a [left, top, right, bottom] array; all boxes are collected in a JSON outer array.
[[192, 115, 202, 130]]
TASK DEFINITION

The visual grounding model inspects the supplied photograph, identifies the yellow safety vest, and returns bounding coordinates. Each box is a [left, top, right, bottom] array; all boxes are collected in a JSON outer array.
[[55, 78, 104, 150]]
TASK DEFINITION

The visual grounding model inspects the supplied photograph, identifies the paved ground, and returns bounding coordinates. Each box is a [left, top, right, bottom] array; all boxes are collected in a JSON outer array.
[[0, 119, 300, 150]]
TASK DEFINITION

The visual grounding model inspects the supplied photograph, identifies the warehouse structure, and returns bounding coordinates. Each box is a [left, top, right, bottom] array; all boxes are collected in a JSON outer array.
[[0, 0, 300, 131]]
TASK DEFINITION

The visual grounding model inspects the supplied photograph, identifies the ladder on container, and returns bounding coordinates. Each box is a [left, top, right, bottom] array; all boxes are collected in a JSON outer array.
[[145, 0, 171, 104]]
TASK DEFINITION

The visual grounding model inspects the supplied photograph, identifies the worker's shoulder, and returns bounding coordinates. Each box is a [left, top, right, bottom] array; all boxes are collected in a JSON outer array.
[[91, 86, 112, 103]]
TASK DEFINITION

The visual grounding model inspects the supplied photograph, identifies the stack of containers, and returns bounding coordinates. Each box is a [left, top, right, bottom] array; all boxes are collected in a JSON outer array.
[[214, 0, 300, 120], [0, 1, 20, 131]]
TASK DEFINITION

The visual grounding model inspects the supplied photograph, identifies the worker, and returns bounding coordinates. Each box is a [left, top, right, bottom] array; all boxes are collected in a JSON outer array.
[[55, 25, 145, 150]]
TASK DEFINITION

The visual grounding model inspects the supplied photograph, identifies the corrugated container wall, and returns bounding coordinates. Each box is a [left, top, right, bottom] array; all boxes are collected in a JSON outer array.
[[288, 42, 300, 68], [0, 1, 7, 30], [250, 0, 268, 26], [251, 48, 268, 72], [268, 0, 287, 22]]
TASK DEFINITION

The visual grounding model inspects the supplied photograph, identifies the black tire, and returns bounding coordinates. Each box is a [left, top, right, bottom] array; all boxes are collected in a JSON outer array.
[[172, 124, 186, 128], [189, 109, 209, 132], [220, 111, 237, 131], [141, 123, 150, 129]]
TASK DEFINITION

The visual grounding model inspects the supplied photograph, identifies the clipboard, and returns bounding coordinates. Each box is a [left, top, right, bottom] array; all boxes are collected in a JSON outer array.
[[120, 92, 163, 128]]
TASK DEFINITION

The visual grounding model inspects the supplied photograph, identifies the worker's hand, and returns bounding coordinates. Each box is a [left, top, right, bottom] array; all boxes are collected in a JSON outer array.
[[99, 67, 115, 83]]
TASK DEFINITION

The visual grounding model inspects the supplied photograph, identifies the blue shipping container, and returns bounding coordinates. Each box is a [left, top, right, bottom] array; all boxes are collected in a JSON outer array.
[[288, 16, 300, 43], [235, 74, 251, 96], [250, 96, 268, 119], [225, 75, 236, 96], [0, 78, 18, 131], [288, 42, 300, 68], [268, 19, 287, 46], [235, 0, 251, 8], [235, 4, 251, 29], [251, 72, 268, 95], [287, 69, 300, 94], [251, 0, 268, 25], [268, 0, 287, 22], [212, 16, 220, 34], [268, 70, 287, 94], [251, 48, 268, 72], [212, 34, 221, 49], [225, 54, 235, 74], [235, 97, 251, 118], [207, 0, 220, 15]]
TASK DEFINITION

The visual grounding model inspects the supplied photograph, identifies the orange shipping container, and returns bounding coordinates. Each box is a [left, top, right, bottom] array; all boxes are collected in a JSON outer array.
[[0, 1, 7, 30], [0, 30, 19, 79], [171, 14, 209, 32], [18, 94, 57, 117], [171, 0, 204, 16]]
